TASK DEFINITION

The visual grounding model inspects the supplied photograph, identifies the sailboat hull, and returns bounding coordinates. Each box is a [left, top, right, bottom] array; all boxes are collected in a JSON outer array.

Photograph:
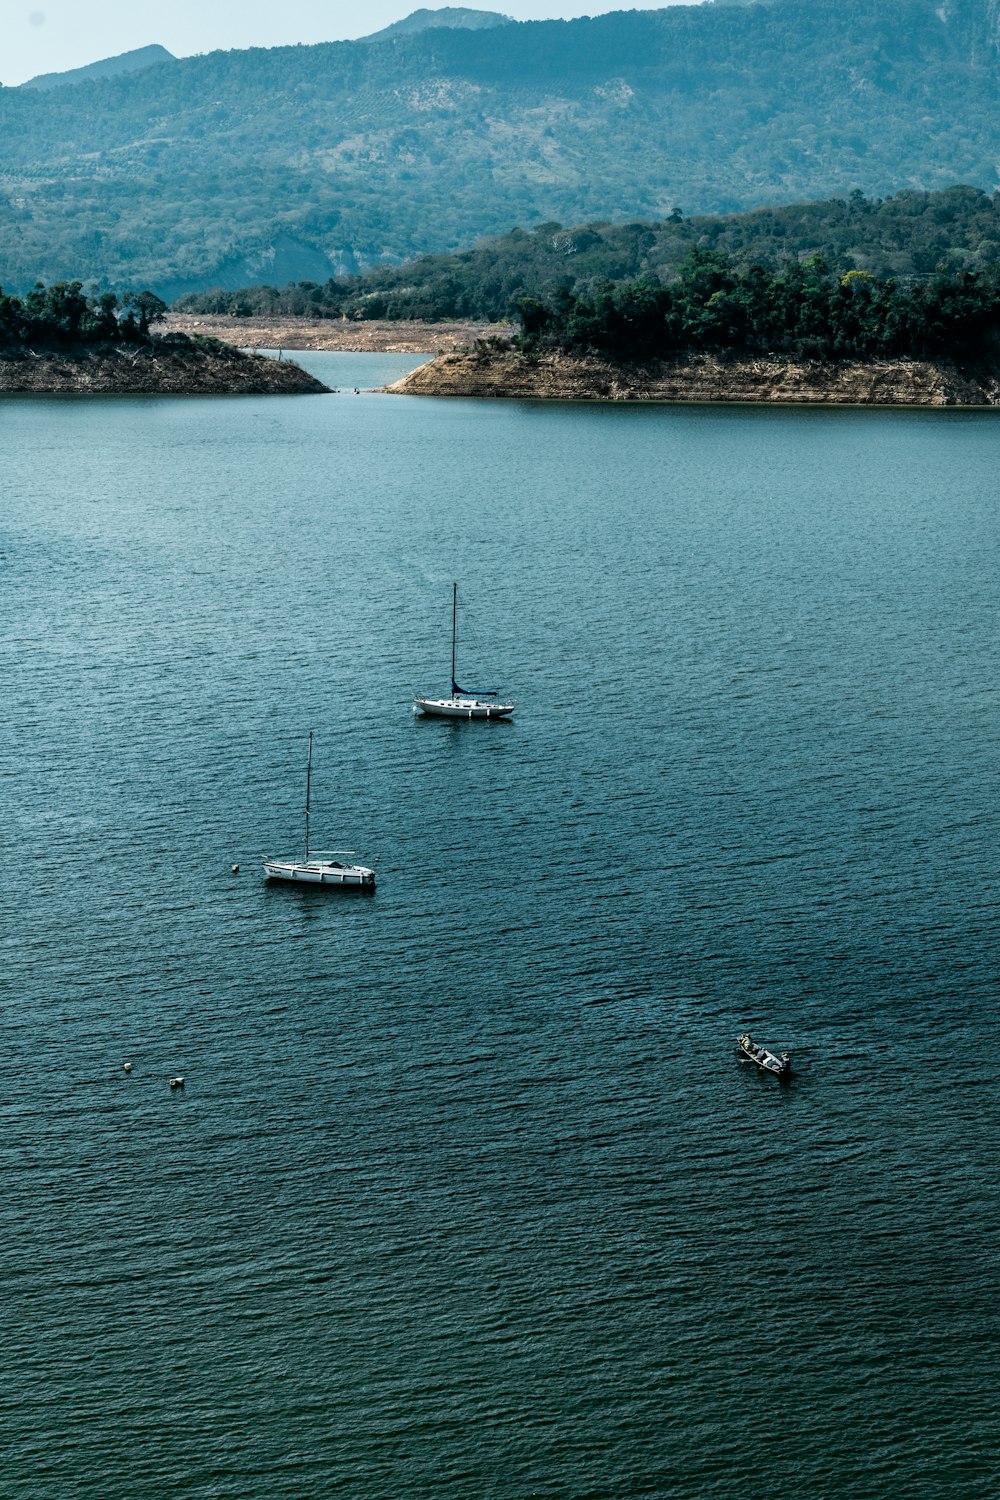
[[413, 697, 514, 719], [416, 584, 514, 720], [264, 859, 375, 887], [264, 732, 376, 890]]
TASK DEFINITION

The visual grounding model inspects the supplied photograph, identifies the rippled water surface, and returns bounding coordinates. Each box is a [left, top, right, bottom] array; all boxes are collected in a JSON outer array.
[[3, 357, 999, 1497]]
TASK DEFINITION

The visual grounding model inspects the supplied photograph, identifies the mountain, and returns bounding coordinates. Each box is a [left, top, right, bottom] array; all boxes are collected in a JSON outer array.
[[2, 2, 1000, 297], [19, 44, 175, 92], [365, 9, 513, 42], [176, 187, 1000, 321]]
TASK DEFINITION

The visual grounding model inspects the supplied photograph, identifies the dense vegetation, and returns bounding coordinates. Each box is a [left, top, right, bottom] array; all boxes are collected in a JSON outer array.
[[2, 2, 1000, 296], [174, 187, 1000, 322], [512, 250, 1000, 365], [0, 281, 167, 346]]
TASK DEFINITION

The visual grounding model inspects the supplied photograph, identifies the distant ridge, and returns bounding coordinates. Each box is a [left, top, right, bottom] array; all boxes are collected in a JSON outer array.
[[21, 44, 175, 91], [364, 8, 512, 42], [6, 3, 1000, 296]]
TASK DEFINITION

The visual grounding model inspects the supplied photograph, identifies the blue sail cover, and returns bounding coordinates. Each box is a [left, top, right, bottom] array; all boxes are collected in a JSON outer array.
[[453, 679, 498, 697]]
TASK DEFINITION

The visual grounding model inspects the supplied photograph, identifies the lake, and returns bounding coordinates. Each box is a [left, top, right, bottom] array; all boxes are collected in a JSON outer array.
[[2, 354, 998, 1497]]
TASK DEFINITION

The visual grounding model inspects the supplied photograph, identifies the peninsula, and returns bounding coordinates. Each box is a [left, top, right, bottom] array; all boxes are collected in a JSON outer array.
[[0, 283, 328, 395], [391, 250, 1000, 407]]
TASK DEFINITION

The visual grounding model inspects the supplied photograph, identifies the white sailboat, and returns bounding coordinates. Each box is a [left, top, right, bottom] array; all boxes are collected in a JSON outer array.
[[263, 730, 376, 888], [413, 582, 514, 719]]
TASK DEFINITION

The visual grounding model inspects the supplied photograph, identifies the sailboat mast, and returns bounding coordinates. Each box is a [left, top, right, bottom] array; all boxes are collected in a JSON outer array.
[[304, 729, 313, 862], [451, 581, 458, 694]]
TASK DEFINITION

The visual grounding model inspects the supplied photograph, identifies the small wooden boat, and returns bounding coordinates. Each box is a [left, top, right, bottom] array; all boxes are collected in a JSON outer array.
[[737, 1033, 790, 1077]]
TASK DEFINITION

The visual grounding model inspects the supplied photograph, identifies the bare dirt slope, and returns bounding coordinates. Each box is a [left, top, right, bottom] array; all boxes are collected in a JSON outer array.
[[165, 316, 513, 354]]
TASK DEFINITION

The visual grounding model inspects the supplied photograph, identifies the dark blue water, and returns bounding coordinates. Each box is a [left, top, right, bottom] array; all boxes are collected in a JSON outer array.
[[3, 359, 998, 1497]]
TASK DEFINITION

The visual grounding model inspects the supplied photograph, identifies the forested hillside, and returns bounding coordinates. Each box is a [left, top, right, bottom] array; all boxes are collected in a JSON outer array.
[[513, 250, 1000, 365], [2, 1, 1000, 297], [175, 187, 1000, 321]]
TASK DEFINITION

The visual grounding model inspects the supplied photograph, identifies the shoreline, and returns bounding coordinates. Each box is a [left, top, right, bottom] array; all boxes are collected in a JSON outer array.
[[387, 348, 1000, 406], [164, 314, 513, 354], [0, 335, 329, 395]]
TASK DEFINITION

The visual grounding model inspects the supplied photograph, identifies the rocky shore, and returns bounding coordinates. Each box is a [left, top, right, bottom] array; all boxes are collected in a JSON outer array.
[[388, 348, 1000, 406], [165, 314, 513, 354], [0, 333, 329, 395]]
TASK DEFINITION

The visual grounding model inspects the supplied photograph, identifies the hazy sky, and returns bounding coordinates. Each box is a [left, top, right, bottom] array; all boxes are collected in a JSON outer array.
[[4, 2, 696, 86]]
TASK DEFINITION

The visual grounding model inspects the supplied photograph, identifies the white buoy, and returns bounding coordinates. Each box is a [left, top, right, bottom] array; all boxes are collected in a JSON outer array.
[[123, 1062, 133, 1074], [231, 864, 240, 873], [169, 1076, 185, 1089]]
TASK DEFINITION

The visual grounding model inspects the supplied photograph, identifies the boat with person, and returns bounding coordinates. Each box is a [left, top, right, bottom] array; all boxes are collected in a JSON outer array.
[[736, 1033, 791, 1077], [263, 730, 376, 889], [413, 582, 514, 719]]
